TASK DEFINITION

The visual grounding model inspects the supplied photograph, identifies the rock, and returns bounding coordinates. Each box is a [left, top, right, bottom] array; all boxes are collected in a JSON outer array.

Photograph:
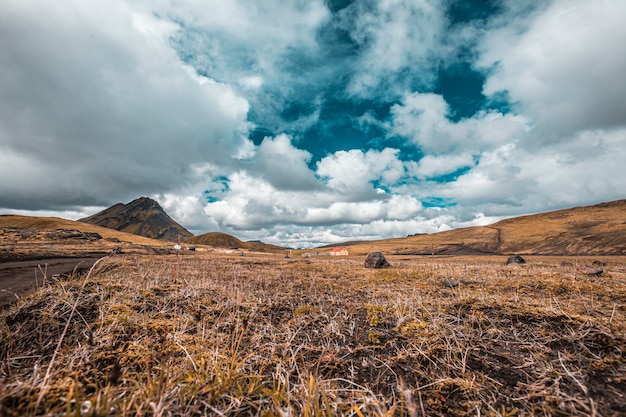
[[364, 252, 391, 268], [442, 278, 459, 288], [47, 229, 102, 241], [592, 259, 608, 267], [505, 255, 526, 265], [578, 265, 603, 277], [560, 261, 574, 268]]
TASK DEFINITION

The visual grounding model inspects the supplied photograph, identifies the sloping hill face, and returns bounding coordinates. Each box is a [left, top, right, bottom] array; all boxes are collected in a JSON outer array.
[[80, 197, 193, 242], [337, 199, 626, 256], [187, 232, 287, 253], [0, 214, 169, 262], [0, 215, 163, 245], [493, 199, 626, 255]]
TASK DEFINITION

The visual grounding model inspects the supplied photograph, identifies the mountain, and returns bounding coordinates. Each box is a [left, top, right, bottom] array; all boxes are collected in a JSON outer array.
[[186, 232, 287, 253], [322, 199, 626, 256], [80, 197, 192, 242]]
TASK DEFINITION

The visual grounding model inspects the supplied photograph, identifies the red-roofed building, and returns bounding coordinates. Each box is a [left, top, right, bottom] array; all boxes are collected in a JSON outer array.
[[330, 247, 349, 256]]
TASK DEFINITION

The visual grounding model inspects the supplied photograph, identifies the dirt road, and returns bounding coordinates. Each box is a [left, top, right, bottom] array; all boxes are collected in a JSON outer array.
[[0, 257, 102, 308]]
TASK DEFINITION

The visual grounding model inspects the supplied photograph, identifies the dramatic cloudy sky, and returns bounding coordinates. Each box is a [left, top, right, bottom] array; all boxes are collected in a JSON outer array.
[[1, 0, 625, 247]]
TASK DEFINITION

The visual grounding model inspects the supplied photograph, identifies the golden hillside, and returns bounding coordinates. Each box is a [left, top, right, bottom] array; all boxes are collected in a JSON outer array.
[[326, 199, 626, 256], [0, 215, 168, 261]]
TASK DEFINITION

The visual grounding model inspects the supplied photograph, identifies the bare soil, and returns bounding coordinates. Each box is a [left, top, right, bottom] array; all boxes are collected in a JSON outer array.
[[0, 257, 101, 308]]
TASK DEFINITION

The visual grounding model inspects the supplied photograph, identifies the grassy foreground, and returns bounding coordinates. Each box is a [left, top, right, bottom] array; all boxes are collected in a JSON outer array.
[[1, 253, 625, 416]]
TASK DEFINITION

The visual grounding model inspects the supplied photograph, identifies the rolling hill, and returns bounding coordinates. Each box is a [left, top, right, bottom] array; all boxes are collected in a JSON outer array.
[[323, 199, 626, 256], [0, 215, 163, 245], [0, 214, 170, 262], [186, 232, 287, 253], [80, 197, 192, 242]]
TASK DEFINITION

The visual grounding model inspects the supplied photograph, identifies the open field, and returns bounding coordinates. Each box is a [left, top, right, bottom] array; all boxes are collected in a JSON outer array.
[[1, 252, 625, 416]]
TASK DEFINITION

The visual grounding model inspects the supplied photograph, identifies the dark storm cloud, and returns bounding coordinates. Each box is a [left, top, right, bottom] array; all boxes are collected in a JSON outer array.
[[0, 1, 251, 210]]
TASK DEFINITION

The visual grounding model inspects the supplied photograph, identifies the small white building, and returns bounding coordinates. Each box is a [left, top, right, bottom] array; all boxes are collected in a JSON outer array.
[[329, 247, 349, 256]]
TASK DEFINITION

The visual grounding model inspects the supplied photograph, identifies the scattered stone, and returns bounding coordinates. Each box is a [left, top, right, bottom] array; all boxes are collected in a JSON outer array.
[[47, 229, 102, 241], [592, 259, 608, 267], [111, 246, 123, 255], [578, 265, 603, 277], [364, 252, 391, 268], [505, 255, 526, 265], [442, 278, 459, 288], [560, 261, 574, 268]]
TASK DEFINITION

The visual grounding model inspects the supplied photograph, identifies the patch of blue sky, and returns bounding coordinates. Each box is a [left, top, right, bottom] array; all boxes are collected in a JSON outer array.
[[434, 61, 487, 121], [248, 126, 276, 147], [279, 96, 396, 163], [429, 166, 473, 184], [446, 0, 503, 26], [325, 0, 355, 14], [203, 175, 230, 203], [421, 197, 458, 209], [203, 194, 220, 204]]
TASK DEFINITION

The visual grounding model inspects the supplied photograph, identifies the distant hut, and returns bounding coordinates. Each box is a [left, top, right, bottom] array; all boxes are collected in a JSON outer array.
[[330, 247, 349, 256]]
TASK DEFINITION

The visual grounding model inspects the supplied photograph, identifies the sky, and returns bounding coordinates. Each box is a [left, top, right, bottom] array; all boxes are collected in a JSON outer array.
[[1, 0, 625, 248]]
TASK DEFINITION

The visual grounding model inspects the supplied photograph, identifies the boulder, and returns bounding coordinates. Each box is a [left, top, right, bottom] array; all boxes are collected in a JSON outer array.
[[505, 255, 526, 265], [442, 278, 459, 288], [364, 252, 391, 268], [578, 265, 603, 277]]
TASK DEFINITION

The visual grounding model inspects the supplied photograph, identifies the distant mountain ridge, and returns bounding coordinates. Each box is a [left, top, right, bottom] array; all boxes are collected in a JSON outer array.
[[80, 197, 192, 242]]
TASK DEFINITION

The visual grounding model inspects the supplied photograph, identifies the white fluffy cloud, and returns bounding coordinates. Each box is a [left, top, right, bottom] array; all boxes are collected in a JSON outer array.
[[411, 153, 475, 180], [338, 0, 447, 97], [164, 0, 330, 132], [478, 0, 626, 138], [389, 92, 529, 154], [316, 148, 405, 196], [342, 0, 449, 97], [188, 145, 430, 246], [247, 134, 320, 191]]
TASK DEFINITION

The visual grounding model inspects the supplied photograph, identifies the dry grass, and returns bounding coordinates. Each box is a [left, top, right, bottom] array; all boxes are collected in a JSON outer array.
[[1, 253, 625, 416], [328, 200, 626, 257]]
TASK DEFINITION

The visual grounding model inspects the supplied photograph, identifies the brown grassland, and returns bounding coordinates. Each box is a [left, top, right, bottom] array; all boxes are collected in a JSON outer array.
[[1, 251, 625, 416]]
